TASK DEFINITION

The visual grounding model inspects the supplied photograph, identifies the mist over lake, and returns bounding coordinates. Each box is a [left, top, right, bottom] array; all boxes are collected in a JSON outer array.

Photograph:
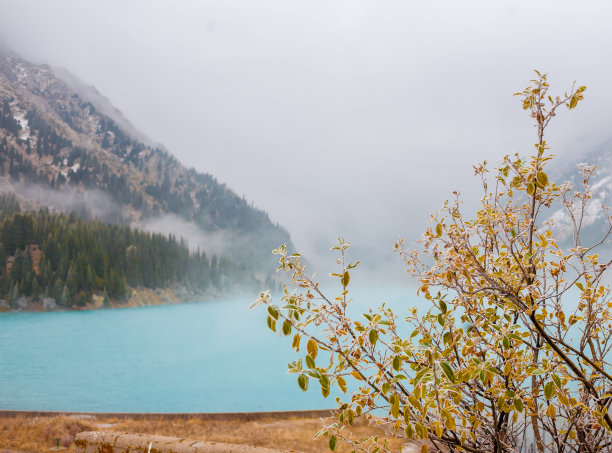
[[0, 287, 419, 412]]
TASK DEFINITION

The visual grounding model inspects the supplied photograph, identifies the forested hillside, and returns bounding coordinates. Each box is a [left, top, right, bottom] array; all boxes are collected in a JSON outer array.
[[0, 194, 254, 310]]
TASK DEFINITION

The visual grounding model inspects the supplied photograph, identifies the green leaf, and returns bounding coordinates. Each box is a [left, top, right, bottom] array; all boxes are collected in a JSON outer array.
[[514, 398, 523, 412], [440, 361, 455, 383], [329, 435, 337, 451], [576, 282, 584, 291], [341, 270, 350, 287], [298, 374, 309, 391], [319, 374, 330, 389], [382, 382, 390, 395], [437, 314, 445, 326], [306, 354, 316, 369], [439, 299, 447, 314], [267, 316, 276, 332], [443, 331, 453, 344], [544, 381, 555, 400], [502, 336, 511, 349], [405, 424, 414, 439], [369, 329, 378, 346], [307, 369, 322, 379], [413, 368, 431, 386], [347, 409, 354, 425], [307, 338, 318, 359], [393, 356, 402, 372], [552, 373, 562, 389], [267, 305, 279, 320], [282, 320, 292, 336]]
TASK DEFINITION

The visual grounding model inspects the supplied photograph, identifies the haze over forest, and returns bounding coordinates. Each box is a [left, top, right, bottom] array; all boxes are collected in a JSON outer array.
[[1, 0, 612, 277]]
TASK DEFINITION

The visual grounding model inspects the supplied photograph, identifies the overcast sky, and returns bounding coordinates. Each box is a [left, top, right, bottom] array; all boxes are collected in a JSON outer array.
[[1, 0, 611, 276]]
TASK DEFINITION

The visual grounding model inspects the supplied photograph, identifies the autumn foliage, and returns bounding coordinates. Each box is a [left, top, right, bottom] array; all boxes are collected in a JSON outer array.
[[255, 73, 612, 453]]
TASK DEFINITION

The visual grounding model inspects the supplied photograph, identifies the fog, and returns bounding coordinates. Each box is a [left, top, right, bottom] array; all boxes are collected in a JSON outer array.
[[1, 180, 124, 223], [1, 180, 246, 262], [1, 0, 611, 275], [141, 214, 241, 257]]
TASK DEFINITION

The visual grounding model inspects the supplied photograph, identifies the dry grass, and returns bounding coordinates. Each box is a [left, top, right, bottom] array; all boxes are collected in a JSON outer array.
[[0, 413, 417, 453], [0, 415, 95, 452]]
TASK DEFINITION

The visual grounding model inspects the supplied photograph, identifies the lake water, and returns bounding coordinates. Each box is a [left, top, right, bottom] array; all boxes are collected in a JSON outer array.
[[0, 286, 420, 413]]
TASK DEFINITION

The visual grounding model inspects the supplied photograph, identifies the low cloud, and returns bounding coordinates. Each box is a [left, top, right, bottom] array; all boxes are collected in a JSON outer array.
[[139, 213, 238, 257], [0, 179, 123, 222]]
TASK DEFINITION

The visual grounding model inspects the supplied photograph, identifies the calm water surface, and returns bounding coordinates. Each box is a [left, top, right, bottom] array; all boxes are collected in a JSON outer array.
[[0, 287, 420, 412]]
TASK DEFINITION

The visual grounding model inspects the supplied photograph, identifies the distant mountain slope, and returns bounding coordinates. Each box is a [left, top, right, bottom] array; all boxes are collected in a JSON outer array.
[[0, 50, 294, 268], [52, 65, 161, 149]]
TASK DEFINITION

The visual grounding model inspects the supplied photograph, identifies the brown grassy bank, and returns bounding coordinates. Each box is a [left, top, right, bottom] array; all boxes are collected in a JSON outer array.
[[0, 411, 414, 453]]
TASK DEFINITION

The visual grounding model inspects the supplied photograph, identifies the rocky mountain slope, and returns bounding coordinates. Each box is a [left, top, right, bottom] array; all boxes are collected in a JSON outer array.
[[0, 49, 293, 270]]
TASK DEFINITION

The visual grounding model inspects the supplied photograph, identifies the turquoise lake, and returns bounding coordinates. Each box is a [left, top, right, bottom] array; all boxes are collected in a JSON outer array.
[[0, 287, 421, 413]]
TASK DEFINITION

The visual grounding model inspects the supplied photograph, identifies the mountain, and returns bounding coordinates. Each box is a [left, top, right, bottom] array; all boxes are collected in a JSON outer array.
[[0, 49, 294, 271]]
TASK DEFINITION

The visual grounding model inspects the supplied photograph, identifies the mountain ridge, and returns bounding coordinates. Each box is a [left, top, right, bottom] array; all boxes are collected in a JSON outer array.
[[0, 51, 294, 270]]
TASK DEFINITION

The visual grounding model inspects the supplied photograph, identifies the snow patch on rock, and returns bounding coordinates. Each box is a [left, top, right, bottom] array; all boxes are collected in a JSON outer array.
[[13, 111, 30, 140]]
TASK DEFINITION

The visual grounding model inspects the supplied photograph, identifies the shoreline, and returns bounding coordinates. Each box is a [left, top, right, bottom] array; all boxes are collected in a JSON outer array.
[[0, 408, 334, 420], [0, 284, 254, 314]]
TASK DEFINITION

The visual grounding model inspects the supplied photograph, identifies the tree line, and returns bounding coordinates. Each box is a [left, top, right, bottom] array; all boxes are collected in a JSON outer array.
[[0, 194, 252, 309]]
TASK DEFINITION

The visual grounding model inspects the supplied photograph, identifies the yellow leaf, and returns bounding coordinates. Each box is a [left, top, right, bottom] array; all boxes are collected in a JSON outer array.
[[434, 420, 442, 438], [569, 96, 578, 109], [292, 334, 301, 351], [307, 338, 318, 359], [391, 394, 400, 418], [415, 422, 427, 439], [442, 409, 456, 430], [336, 376, 347, 393], [527, 183, 536, 195], [536, 171, 549, 187]]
